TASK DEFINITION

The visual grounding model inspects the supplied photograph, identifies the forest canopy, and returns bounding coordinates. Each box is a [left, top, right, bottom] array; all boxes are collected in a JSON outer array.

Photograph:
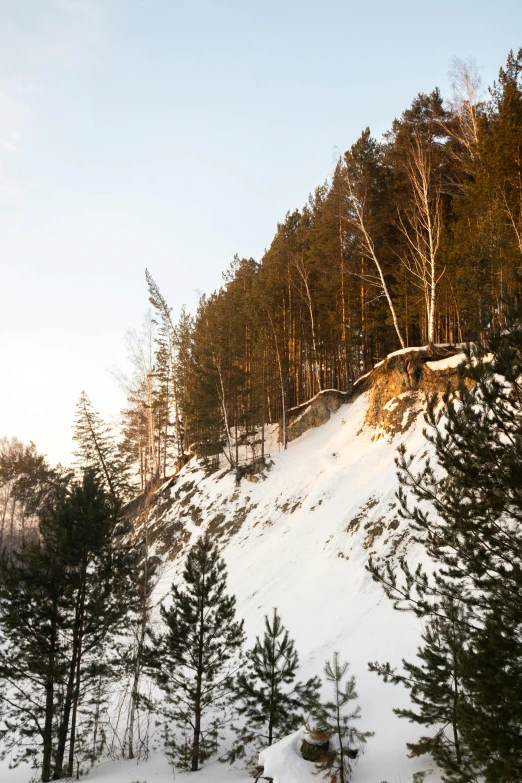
[[96, 48, 522, 490]]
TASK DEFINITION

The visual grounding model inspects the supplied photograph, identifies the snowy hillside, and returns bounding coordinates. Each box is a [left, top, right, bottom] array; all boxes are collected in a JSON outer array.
[[3, 350, 464, 783], [137, 350, 461, 783]]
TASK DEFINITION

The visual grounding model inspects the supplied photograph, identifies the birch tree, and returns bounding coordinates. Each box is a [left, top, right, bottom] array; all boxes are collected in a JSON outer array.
[[114, 314, 162, 488], [398, 130, 444, 346], [448, 57, 483, 164], [344, 132, 406, 349], [291, 251, 322, 391]]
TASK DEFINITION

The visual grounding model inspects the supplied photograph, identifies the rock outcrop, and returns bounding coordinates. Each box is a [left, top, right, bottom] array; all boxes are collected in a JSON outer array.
[[284, 389, 350, 442], [280, 345, 466, 444], [358, 345, 466, 435]]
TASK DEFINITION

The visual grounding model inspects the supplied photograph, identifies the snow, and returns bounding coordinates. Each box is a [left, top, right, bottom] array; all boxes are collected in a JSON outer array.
[[2, 754, 252, 783], [146, 387, 442, 782], [385, 345, 432, 358], [0, 379, 444, 782], [82, 755, 251, 783], [426, 353, 466, 371], [385, 343, 463, 361], [362, 344, 463, 374], [353, 368, 373, 384], [287, 388, 346, 413], [259, 729, 317, 783], [259, 727, 381, 783]]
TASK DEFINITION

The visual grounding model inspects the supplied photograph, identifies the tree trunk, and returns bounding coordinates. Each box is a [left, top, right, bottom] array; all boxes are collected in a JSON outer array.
[[267, 312, 287, 450], [42, 600, 58, 783], [452, 619, 462, 766], [192, 701, 202, 772], [128, 543, 151, 760], [345, 178, 406, 350], [53, 566, 86, 779], [91, 673, 103, 767], [192, 574, 206, 771], [214, 354, 234, 467], [67, 633, 84, 776], [336, 694, 345, 783], [268, 633, 276, 747]]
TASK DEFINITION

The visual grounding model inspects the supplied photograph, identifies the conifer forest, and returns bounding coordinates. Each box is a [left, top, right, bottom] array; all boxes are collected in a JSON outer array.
[[121, 49, 522, 489], [1, 44, 522, 783]]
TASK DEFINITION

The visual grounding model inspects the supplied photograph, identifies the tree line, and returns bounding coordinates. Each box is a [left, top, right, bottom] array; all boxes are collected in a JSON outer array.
[[106, 48, 522, 487]]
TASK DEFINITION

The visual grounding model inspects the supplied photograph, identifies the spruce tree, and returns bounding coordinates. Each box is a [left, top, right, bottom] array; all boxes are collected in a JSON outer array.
[[149, 531, 244, 771], [309, 653, 372, 783], [226, 608, 320, 766]]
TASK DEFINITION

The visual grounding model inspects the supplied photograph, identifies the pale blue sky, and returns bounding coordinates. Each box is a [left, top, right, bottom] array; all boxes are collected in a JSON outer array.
[[1, 0, 521, 464]]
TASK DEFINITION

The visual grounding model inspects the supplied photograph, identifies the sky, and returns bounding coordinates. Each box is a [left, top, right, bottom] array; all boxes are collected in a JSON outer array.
[[1, 0, 521, 465]]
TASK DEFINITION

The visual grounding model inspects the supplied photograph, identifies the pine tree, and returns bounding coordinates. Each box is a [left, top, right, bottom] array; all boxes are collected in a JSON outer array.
[[309, 652, 372, 783], [73, 392, 130, 501], [226, 608, 320, 766], [51, 470, 136, 779], [369, 325, 522, 782], [0, 523, 68, 781], [0, 469, 136, 781], [369, 596, 476, 783], [146, 269, 185, 469], [148, 531, 244, 771]]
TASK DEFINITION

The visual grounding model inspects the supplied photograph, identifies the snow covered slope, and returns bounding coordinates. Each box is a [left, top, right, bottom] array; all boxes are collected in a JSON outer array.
[[3, 351, 464, 783], [136, 353, 462, 783]]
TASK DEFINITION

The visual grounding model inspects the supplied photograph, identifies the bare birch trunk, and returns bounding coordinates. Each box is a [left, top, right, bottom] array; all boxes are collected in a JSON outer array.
[[397, 132, 442, 347], [344, 176, 406, 349]]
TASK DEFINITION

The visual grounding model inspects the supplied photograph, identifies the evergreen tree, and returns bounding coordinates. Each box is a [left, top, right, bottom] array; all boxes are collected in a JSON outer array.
[[148, 531, 244, 771], [369, 325, 522, 782], [73, 392, 130, 501], [309, 652, 372, 783], [0, 438, 69, 549], [369, 596, 476, 783], [0, 469, 135, 781], [51, 469, 135, 779], [227, 608, 320, 766], [0, 524, 67, 781]]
